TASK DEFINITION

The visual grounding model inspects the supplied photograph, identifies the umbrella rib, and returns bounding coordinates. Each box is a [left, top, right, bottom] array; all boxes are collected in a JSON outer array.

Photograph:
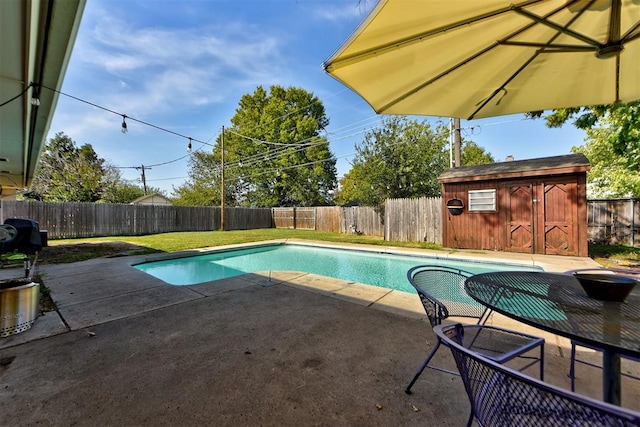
[[323, 0, 543, 71], [513, 6, 601, 48], [610, 0, 621, 102], [626, 31, 640, 43], [468, 55, 541, 120], [499, 41, 595, 52], [469, 2, 602, 119], [376, 2, 570, 116], [609, 0, 621, 43], [376, 43, 499, 114], [621, 22, 640, 43], [615, 54, 620, 102]]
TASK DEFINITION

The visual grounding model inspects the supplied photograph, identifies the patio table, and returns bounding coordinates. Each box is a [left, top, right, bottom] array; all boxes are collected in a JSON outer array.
[[464, 271, 640, 406]]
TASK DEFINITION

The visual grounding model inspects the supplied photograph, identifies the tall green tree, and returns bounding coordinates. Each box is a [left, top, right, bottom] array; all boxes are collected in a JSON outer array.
[[172, 151, 222, 206], [529, 101, 640, 170], [572, 117, 640, 198], [173, 85, 337, 207], [25, 132, 163, 204], [461, 140, 495, 166], [24, 133, 109, 202], [340, 117, 431, 208], [336, 117, 493, 207]]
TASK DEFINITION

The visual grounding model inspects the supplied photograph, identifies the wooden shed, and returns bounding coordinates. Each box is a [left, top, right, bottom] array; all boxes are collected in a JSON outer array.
[[438, 154, 590, 256]]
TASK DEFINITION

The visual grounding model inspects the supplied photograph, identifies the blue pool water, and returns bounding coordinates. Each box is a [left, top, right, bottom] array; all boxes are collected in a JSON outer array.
[[134, 244, 542, 293]]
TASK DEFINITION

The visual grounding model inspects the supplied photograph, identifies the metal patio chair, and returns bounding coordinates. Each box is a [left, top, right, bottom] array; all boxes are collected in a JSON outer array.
[[435, 323, 640, 427], [404, 265, 544, 395]]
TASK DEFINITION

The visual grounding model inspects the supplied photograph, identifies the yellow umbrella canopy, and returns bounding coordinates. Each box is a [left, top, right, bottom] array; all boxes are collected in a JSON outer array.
[[323, 0, 640, 119]]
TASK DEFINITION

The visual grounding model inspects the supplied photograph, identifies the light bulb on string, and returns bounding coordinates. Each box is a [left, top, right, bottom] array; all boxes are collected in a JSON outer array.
[[30, 83, 40, 106], [121, 115, 128, 134], [187, 138, 192, 153]]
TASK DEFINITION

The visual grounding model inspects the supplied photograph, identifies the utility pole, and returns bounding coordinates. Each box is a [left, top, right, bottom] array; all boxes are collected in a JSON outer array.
[[453, 117, 461, 167], [449, 118, 454, 167], [136, 165, 150, 194], [220, 126, 225, 231]]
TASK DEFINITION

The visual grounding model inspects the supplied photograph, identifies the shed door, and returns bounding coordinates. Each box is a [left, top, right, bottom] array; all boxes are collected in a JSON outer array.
[[507, 184, 534, 253], [542, 182, 575, 255]]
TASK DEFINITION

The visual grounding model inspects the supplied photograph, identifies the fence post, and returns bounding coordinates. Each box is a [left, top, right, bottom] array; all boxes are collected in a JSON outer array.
[[631, 198, 635, 247]]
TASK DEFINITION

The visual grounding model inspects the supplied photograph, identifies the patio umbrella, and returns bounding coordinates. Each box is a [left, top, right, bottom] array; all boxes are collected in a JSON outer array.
[[323, 0, 640, 120]]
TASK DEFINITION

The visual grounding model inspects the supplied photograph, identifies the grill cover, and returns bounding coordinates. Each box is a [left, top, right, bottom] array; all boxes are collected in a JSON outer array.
[[3, 218, 42, 255]]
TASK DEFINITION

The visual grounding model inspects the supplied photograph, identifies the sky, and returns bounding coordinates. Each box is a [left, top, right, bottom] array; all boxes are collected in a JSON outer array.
[[46, 0, 589, 196]]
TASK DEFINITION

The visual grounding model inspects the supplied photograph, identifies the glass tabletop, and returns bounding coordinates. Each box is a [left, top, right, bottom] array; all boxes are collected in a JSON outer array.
[[464, 271, 640, 359]]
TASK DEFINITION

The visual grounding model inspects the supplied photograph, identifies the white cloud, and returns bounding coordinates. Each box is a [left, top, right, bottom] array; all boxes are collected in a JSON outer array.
[[311, 1, 371, 22], [69, 7, 288, 120]]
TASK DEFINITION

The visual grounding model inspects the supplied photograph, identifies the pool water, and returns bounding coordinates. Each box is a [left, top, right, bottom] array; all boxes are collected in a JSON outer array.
[[134, 244, 542, 293]]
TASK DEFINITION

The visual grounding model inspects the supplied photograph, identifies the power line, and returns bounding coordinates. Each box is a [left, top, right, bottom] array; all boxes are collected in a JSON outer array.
[[38, 83, 215, 147], [26, 82, 507, 189]]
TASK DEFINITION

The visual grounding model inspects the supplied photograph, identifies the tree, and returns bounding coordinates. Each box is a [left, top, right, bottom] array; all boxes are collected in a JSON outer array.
[[336, 117, 494, 208], [461, 140, 495, 166], [335, 165, 367, 206], [99, 183, 144, 204], [23, 132, 155, 204], [173, 85, 337, 207], [529, 101, 640, 170], [24, 133, 110, 202], [338, 117, 448, 208], [572, 117, 640, 198], [172, 151, 222, 206]]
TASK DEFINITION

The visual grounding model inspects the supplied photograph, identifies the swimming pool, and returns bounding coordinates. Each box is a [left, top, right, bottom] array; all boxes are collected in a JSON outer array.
[[134, 243, 542, 293]]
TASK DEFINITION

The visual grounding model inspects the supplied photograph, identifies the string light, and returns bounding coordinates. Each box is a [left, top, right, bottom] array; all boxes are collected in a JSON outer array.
[[36, 83, 216, 148], [30, 84, 40, 106], [25, 82, 513, 188]]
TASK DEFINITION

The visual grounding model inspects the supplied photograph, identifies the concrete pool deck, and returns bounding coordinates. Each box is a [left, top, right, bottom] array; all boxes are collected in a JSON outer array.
[[1, 240, 639, 425]]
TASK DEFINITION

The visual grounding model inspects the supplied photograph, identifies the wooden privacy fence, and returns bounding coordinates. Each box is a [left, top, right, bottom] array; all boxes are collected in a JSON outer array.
[[272, 207, 317, 230], [385, 197, 442, 244], [587, 198, 640, 246], [0, 201, 272, 239], [270, 198, 637, 247], [2, 198, 635, 246], [272, 206, 385, 237]]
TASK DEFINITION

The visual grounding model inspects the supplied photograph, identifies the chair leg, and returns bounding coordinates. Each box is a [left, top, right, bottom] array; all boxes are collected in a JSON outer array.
[[569, 341, 577, 392], [405, 338, 441, 394], [466, 410, 474, 427], [540, 343, 545, 381]]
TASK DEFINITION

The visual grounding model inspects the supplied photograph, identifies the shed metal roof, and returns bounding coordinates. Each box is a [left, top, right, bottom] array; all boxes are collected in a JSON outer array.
[[438, 153, 590, 183]]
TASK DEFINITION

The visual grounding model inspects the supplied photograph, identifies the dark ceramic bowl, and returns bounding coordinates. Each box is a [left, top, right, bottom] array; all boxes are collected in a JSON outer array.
[[574, 273, 638, 302]]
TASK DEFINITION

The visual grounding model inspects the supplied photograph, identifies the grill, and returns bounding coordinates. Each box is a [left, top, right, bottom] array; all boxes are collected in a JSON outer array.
[[0, 218, 47, 337], [0, 218, 47, 275]]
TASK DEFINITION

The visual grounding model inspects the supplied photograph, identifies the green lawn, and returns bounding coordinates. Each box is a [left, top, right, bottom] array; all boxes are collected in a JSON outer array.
[[49, 228, 447, 252], [25, 228, 640, 268], [39, 229, 444, 264], [588, 243, 640, 269]]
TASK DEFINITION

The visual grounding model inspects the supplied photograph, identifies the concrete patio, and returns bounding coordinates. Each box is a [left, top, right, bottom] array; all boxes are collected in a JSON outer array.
[[1, 241, 639, 425]]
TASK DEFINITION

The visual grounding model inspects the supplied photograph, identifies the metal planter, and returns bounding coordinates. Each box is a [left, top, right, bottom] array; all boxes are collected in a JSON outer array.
[[0, 279, 40, 337]]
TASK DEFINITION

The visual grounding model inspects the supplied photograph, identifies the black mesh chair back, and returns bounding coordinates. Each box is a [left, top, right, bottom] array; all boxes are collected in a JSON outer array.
[[436, 323, 640, 427], [407, 265, 490, 326], [405, 265, 544, 396]]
